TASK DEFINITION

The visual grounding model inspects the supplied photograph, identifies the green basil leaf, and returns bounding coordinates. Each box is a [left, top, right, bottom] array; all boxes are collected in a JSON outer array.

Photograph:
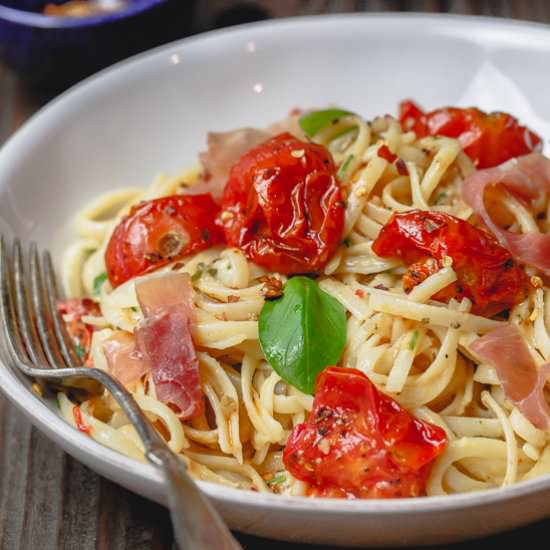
[[93, 272, 107, 296], [258, 276, 346, 394], [299, 108, 353, 138]]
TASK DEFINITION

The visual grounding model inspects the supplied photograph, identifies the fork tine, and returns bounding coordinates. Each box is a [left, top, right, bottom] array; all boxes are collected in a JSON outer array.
[[12, 240, 51, 369], [32, 245, 102, 397], [42, 249, 81, 367], [28, 242, 67, 369], [1, 237, 102, 398], [42, 250, 104, 397], [0, 236, 30, 367]]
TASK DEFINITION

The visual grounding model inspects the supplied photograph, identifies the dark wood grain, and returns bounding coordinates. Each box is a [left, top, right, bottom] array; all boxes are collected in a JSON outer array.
[[2, 2, 550, 549]]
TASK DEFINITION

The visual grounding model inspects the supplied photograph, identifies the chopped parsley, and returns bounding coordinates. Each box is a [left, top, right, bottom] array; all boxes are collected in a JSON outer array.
[[192, 262, 218, 281], [408, 330, 419, 351], [266, 474, 286, 486], [93, 272, 107, 296], [192, 262, 206, 282], [434, 191, 448, 205], [337, 154, 354, 180], [74, 343, 86, 361]]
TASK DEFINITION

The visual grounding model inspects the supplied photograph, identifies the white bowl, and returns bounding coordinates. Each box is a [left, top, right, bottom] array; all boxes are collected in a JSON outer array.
[[1, 13, 550, 547]]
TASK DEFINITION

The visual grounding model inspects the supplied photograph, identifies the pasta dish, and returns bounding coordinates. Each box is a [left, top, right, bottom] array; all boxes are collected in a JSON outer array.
[[57, 101, 550, 499]]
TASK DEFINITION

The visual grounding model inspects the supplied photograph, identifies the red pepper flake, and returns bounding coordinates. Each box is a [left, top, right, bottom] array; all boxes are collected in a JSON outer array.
[[72, 405, 92, 435], [377, 144, 397, 163], [396, 158, 409, 175], [354, 289, 366, 299]]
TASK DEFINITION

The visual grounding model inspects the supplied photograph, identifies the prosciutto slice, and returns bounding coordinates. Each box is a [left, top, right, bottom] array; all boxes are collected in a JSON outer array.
[[462, 153, 550, 275], [103, 331, 149, 386], [135, 272, 203, 419], [470, 324, 550, 429]]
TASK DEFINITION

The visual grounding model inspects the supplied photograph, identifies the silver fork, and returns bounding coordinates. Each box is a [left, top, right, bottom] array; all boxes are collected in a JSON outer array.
[[0, 236, 243, 550]]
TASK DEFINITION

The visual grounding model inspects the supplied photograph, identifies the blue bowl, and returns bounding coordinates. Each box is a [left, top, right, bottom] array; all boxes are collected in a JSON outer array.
[[0, 0, 195, 91]]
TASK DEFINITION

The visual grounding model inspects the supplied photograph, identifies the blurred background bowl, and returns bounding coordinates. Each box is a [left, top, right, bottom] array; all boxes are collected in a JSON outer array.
[[0, 0, 195, 92]]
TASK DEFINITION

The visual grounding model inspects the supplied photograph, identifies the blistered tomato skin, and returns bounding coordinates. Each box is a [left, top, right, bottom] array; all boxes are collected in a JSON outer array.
[[399, 100, 542, 169], [105, 194, 223, 288], [372, 210, 529, 316], [283, 367, 447, 499], [220, 132, 344, 274]]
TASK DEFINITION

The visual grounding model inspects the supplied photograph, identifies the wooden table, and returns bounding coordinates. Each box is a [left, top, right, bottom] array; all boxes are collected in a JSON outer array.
[[2, 2, 550, 549]]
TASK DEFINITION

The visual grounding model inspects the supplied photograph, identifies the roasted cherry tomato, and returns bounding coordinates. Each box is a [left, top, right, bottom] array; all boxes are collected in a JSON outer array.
[[57, 298, 100, 365], [105, 194, 224, 287], [372, 210, 529, 316], [399, 100, 542, 168], [219, 132, 344, 274], [283, 367, 447, 499]]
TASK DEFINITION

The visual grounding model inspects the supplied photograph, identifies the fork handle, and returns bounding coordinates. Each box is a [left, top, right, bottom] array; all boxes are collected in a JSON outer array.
[[68, 369, 243, 550], [147, 447, 242, 550], [9, 364, 243, 550]]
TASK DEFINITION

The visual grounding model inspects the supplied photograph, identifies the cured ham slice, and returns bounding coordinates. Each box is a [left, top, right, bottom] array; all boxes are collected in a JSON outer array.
[[462, 153, 550, 275], [135, 273, 203, 419], [103, 331, 149, 386], [470, 324, 550, 429]]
